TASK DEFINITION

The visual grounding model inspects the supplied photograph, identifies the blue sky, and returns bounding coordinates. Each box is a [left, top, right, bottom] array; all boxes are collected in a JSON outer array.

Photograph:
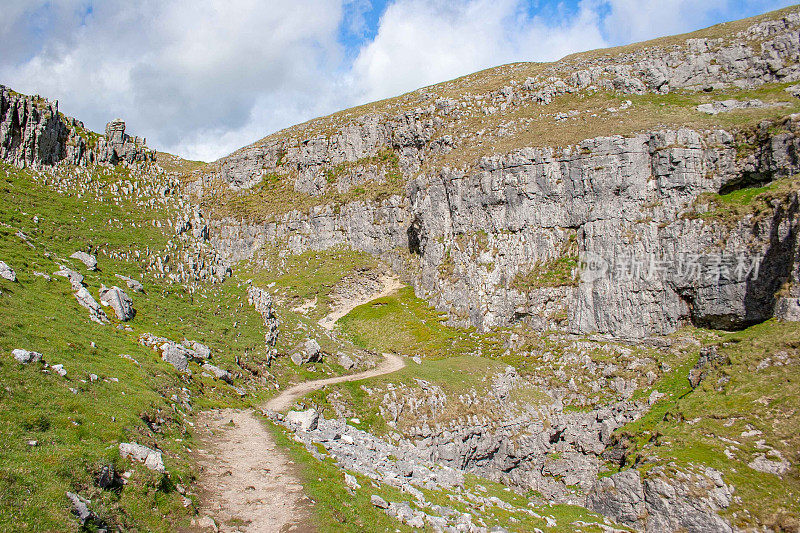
[[0, 0, 795, 160]]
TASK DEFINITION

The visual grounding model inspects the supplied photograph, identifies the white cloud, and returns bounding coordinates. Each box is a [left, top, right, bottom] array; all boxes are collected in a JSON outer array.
[[601, 0, 796, 44], [0, 0, 795, 161], [1, 0, 348, 161], [351, 0, 607, 102]]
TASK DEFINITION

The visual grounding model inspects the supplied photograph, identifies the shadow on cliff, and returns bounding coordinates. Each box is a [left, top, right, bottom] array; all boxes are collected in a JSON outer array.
[[680, 193, 799, 330], [742, 193, 799, 324]]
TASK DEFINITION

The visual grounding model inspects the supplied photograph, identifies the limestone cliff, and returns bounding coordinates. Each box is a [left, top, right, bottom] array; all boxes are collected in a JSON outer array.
[[203, 7, 800, 338]]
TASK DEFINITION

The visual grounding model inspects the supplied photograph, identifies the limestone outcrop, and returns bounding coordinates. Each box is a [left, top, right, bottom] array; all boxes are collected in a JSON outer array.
[[205, 9, 800, 338], [0, 85, 153, 168]]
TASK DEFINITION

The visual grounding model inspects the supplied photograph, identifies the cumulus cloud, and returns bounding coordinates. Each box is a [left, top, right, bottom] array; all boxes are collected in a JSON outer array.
[[0, 0, 794, 161], [1, 0, 348, 161], [352, 0, 607, 102]]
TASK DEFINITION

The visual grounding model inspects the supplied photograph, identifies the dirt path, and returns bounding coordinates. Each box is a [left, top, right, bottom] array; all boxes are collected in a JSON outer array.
[[193, 409, 314, 533], [317, 274, 402, 330], [265, 353, 406, 412], [194, 353, 406, 532]]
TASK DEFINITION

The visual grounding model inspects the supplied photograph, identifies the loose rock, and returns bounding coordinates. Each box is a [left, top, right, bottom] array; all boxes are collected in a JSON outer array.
[[0, 261, 16, 282], [99, 285, 135, 321], [119, 442, 166, 473], [70, 251, 98, 270], [12, 349, 43, 364]]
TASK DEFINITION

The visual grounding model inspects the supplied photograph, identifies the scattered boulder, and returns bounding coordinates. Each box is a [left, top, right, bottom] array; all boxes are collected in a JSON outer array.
[[140, 333, 209, 366], [99, 285, 135, 321], [195, 515, 218, 531], [371, 494, 389, 509], [748, 451, 790, 475], [139, 333, 210, 372], [97, 465, 119, 490], [66, 492, 100, 527], [202, 363, 233, 384], [305, 339, 321, 360], [119, 442, 166, 473], [12, 349, 43, 364], [184, 340, 211, 359], [285, 409, 319, 431], [115, 273, 144, 292], [291, 339, 323, 366], [51, 364, 67, 377], [53, 266, 84, 287], [73, 286, 109, 324], [70, 251, 98, 270], [345, 473, 361, 489], [160, 343, 190, 373], [688, 346, 728, 389], [0, 261, 16, 282], [338, 353, 356, 370]]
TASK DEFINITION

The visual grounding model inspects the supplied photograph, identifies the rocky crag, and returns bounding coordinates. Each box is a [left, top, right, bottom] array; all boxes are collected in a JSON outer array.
[[204, 8, 800, 338], [0, 85, 153, 168]]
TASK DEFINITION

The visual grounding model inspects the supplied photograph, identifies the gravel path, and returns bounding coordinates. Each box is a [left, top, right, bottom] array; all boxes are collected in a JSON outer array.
[[194, 353, 405, 532]]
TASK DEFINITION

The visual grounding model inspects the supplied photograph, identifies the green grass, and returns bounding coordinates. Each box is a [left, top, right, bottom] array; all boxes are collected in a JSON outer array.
[[0, 162, 274, 530], [338, 285, 503, 359], [512, 254, 579, 291], [612, 320, 800, 531], [304, 354, 549, 435], [688, 175, 800, 225], [246, 246, 380, 322]]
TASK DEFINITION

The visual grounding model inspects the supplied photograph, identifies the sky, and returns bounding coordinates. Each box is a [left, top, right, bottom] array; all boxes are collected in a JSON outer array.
[[0, 0, 795, 161]]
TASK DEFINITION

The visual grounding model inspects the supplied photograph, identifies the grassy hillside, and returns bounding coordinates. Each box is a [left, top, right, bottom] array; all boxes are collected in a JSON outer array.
[[0, 160, 390, 530]]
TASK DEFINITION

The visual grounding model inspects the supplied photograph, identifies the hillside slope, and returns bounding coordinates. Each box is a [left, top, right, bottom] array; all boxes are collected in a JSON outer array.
[[204, 5, 800, 338], [1, 5, 800, 533]]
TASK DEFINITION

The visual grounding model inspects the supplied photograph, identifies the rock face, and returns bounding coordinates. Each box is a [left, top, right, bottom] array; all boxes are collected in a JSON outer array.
[[101, 119, 149, 165], [586, 467, 735, 532], [0, 85, 153, 168], [212, 120, 800, 338], [206, 10, 800, 339], [99, 285, 136, 321]]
